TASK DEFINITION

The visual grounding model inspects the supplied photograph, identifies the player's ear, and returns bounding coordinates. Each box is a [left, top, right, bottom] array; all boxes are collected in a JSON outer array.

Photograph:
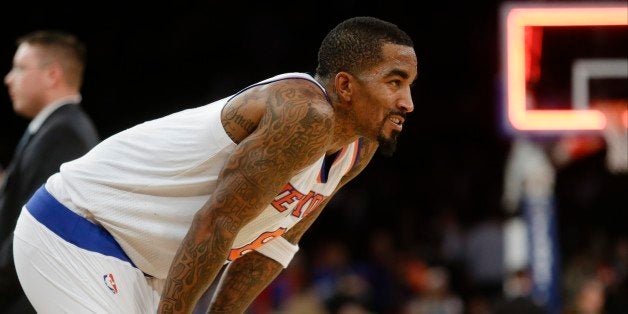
[[334, 72, 353, 102]]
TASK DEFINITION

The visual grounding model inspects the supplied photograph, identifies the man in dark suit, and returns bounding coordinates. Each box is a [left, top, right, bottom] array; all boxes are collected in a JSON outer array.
[[1, 30, 99, 313]]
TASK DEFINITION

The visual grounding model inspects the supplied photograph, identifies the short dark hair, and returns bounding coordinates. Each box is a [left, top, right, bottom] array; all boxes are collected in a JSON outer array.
[[18, 30, 87, 89], [316, 17, 413, 81]]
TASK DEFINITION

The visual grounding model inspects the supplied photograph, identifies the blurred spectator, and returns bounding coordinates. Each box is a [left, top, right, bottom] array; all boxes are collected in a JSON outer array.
[[572, 277, 605, 314], [563, 254, 616, 314], [0, 30, 98, 314], [403, 266, 463, 314], [605, 238, 628, 313], [311, 240, 353, 303], [464, 217, 504, 300], [503, 269, 534, 300], [327, 273, 372, 314], [280, 288, 327, 314], [494, 270, 545, 314], [354, 230, 405, 313]]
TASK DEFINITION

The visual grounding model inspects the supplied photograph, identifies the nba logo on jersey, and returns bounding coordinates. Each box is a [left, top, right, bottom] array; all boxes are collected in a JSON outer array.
[[103, 273, 118, 294]]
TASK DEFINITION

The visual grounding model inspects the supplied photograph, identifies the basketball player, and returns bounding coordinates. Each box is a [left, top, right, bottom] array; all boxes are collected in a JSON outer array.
[[13, 17, 417, 313]]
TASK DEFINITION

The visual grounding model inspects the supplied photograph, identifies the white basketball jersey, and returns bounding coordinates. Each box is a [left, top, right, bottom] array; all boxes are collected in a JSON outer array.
[[46, 73, 361, 278]]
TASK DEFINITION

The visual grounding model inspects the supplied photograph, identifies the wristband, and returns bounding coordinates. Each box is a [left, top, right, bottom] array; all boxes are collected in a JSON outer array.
[[254, 236, 299, 268]]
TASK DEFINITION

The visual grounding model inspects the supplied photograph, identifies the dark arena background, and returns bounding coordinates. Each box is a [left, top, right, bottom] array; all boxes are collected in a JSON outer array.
[[1, 1, 626, 313]]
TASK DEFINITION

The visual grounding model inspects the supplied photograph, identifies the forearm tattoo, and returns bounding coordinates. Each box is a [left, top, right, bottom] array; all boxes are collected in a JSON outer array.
[[210, 252, 284, 313]]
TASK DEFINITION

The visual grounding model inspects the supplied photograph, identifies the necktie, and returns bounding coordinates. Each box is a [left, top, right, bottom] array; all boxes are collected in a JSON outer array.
[[13, 131, 33, 160]]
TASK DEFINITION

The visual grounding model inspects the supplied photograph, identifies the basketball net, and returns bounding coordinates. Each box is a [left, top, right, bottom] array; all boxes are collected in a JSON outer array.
[[550, 100, 627, 174]]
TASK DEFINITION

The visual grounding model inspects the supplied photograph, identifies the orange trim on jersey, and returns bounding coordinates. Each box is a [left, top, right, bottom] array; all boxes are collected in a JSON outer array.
[[318, 146, 348, 183], [228, 227, 287, 261], [333, 145, 349, 168]]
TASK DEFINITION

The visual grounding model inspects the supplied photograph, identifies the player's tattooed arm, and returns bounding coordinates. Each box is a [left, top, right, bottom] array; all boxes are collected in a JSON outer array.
[[158, 80, 333, 314], [221, 90, 266, 143], [280, 137, 378, 244], [206, 138, 378, 312], [207, 195, 335, 313], [207, 251, 283, 313]]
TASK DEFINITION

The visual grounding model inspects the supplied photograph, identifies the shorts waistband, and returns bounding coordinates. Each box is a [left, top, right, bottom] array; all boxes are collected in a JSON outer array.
[[26, 185, 136, 267]]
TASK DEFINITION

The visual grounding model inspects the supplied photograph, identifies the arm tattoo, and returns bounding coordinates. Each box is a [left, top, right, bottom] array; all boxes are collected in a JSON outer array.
[[158, 81, 332, 313], [220, 83, 332, 190], [209, 252, 283, 312], [222, 92, 263, 143]]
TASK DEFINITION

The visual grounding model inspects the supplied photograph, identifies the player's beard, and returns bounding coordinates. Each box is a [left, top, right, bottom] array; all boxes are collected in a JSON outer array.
[[376, 111, 405, 157], [377, 129, 400, 157]]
